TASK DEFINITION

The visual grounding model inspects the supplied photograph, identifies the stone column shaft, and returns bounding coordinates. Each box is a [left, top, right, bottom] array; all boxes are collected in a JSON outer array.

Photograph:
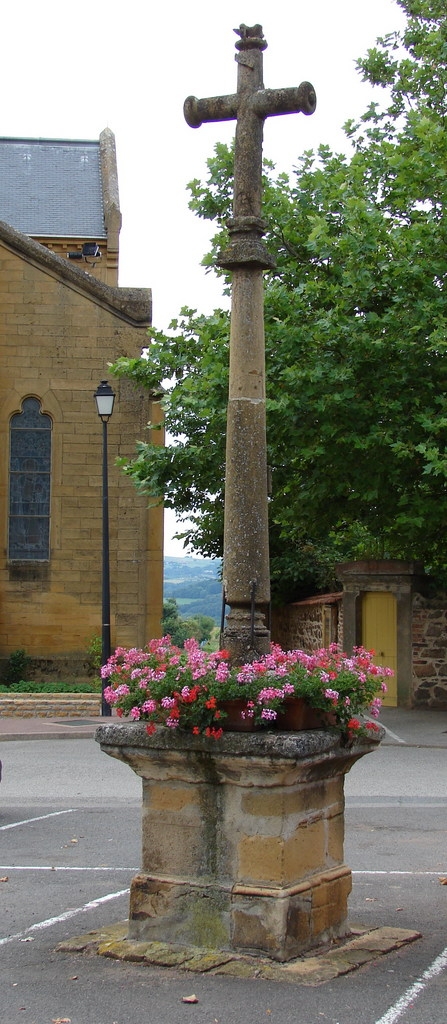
[[223, 269, 270, 661]]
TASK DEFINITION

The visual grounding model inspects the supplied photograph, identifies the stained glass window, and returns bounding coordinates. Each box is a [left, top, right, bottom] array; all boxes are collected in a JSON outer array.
[[8, 398, 52, 560]]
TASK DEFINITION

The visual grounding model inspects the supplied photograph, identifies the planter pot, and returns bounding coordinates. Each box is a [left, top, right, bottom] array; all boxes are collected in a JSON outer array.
[[220, 699, 260, 732], [274, 697, 336, 731], [219, 696, 335, 733]]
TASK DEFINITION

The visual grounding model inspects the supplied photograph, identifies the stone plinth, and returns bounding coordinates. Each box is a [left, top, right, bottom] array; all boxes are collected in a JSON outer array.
[[96, 724, 381, 962]]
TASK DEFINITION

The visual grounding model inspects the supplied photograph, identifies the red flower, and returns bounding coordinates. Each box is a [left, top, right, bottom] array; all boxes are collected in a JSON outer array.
[[145, 723, 156, 735], [205, 726, 223, 739], [347, 718, 361, 731], [366, 721, 380, 732], [116, 708, 123, 717], [192, 726, 200, 735], [205, 696, 217, 709]]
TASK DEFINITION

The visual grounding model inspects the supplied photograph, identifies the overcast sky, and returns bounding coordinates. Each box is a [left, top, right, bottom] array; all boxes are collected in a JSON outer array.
[[3, 0, 405, 554]]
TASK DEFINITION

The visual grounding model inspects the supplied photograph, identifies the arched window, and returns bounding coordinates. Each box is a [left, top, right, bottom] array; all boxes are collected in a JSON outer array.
[[8, 397, 52, 561]]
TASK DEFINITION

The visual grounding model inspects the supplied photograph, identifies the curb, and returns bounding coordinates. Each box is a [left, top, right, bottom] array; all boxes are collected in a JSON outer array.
[[56, 922, 421, 986]]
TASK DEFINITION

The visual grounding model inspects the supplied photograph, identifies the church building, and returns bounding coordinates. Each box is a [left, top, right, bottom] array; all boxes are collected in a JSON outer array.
[[0, 129, 163, 677]]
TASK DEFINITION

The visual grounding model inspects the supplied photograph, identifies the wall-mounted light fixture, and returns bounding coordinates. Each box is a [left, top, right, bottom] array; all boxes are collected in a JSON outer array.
[[67, 242, 102, 263]]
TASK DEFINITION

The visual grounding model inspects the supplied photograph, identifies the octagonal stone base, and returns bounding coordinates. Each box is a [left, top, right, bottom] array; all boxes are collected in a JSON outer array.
[[96, 724, 381, 962]]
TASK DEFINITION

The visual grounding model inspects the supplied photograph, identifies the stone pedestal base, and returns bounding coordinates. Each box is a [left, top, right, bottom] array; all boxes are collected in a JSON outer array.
[[96, 724, 380, 962]]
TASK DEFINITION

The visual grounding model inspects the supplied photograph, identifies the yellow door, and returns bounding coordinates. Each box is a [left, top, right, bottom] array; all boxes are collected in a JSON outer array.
[[361, 591, 397, 706]]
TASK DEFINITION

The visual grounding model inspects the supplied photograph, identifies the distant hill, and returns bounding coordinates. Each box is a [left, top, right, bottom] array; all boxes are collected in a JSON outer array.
[[164, 556, 223, 625]]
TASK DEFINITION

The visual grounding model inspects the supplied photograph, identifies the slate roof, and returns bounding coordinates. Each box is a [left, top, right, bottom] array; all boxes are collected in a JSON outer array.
[[0, 137, 106, 239]]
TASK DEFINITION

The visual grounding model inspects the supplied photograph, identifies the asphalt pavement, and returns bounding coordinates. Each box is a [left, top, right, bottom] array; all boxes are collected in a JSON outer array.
[[1, 705, 446, 1024], [1, 704, 447, 746]]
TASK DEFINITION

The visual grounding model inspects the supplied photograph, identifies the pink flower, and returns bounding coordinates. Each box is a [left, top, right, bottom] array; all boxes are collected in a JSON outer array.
[[141, 699, 157, 714], [215, 662, 230, 682], [115, 684, 130, 697], [261, 708, 277, 721], [103, 685, 118, 705]]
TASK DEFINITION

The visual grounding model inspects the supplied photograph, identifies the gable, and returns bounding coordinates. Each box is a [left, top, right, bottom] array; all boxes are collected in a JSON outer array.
[[0, 221, 151, 325]]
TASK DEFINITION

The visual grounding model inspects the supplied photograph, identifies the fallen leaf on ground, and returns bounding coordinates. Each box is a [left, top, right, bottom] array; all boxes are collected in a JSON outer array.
[[0, 876, 9, 882], [439, 877, 447, 885], [182, 995, 199, 1004], [52, 1018, 71, 1023], [20, 937, 34, 942]]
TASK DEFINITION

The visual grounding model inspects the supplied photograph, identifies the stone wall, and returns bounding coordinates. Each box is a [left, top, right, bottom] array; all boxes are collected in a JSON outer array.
[[269, 574, 447, 709], [0, 694, 101, 717], [412, 594, 447, 708], [0, 228, 164, 670], [271, 595, 341, 652]]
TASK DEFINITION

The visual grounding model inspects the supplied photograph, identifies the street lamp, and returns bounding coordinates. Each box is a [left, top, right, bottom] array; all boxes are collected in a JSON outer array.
[[94, 380, 115, 716]]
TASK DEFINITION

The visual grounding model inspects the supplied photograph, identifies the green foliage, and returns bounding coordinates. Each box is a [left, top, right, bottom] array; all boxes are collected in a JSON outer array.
[[113, 1, 447, 596], [0, 680, 99, 693], [162, 599, 215, 647], [2, 649, 31, 687], [85, 634, 102, 673]]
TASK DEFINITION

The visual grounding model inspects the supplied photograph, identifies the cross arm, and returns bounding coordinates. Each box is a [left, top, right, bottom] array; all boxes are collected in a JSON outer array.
[[252, 82, 316, 119], [184, 93, 238, 129]]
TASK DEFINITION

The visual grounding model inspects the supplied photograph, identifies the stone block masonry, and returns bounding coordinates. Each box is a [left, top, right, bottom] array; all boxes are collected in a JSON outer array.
[[97, 724, 381, 961], [412, 594, 447, 707], [0, 694, 101, 717], [0, 225, 164, 672]]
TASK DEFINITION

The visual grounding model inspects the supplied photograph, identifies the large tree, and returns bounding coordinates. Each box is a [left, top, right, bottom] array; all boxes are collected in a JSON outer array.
[[114, 0, 447, 600]]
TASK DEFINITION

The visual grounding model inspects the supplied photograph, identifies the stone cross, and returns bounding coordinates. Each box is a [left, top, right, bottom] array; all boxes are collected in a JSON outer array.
[[185, 25, 316, 663]]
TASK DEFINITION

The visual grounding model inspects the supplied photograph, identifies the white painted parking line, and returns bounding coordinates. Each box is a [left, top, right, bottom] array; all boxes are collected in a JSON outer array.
[[378, 723, 407, 744], [0, 865, 138, 872], [0, 887, 130, 947], [0, 866, 441, 876], [374, 945, 447, 1024], [0, 809, 76, 831], [353, 870, 442, 876]]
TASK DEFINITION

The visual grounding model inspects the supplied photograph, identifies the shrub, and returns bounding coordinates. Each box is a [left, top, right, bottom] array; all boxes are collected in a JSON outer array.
[[3, 649, 31, 687], [0, 680, 99, 694]]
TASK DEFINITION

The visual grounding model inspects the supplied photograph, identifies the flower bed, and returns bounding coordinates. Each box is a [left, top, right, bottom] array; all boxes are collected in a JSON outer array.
[[101, 639, 392, 741]]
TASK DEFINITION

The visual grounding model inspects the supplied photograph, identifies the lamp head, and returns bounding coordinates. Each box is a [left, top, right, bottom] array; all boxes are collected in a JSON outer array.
[[94, 380, 115, 421]]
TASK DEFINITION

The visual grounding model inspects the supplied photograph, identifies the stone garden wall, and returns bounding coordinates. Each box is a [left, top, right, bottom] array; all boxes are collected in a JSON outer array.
[[0, 694, 101, 717], [411, 594, 447, 708], [271, 595, 342, 652]]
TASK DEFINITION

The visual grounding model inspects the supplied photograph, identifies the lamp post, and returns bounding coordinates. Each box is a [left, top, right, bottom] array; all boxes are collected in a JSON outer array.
[[94, 380, 115, 716]]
